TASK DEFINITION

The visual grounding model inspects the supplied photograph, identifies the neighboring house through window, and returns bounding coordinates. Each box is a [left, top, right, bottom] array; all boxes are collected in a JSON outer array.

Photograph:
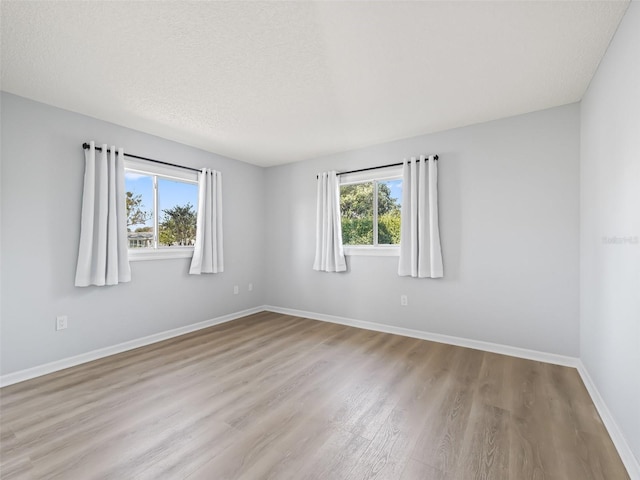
[[124, 158, 199, 261]]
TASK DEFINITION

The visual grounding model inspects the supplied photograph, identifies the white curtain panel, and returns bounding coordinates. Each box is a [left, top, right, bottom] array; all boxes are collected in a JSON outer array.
[[398, 156, 444, 278], [75, 141, 131, 287], [189, 168, 224, 275], [313, 171, 347, 272]]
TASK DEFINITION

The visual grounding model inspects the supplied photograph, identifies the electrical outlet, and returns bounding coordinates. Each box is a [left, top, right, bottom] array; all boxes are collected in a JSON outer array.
[[56, 315, 68, 330], [400, 295, 408, 306], [248, 283, 253, 292], [233, 285, 239, 295]]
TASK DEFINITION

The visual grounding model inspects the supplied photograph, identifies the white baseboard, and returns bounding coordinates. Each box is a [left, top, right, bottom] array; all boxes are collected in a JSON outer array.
[[0, 304, 577, 388], [264, 305, 579, 367], [577, 361, 640, 479], [0, 306, 264, 388]]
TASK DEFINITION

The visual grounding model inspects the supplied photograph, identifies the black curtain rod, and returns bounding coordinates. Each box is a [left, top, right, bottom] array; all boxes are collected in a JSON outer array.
[[317, 155, 439, 178], [82, 143, 201, 173]]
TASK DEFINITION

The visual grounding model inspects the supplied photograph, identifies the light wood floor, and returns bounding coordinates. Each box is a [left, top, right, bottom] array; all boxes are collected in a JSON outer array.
[[0, 312, 629, 479]]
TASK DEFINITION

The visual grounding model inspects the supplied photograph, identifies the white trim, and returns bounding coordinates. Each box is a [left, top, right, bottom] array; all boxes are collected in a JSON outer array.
[[577, 361, 640, 479], [344, 246, 400, 257], [339, 166, 402, 185], [128, 247, 194, 261], [0, 306, 263, 388], [263, 305, 578, 367], [1, 304, 576, 388], [125, 159, 199, 183]]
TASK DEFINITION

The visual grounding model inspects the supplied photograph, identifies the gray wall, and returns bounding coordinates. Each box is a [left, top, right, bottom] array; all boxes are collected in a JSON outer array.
[[580, 2, 640, 464], [0, 96, 582, 372], [0, 93, 266, 375], [265, 104, 580, 356]]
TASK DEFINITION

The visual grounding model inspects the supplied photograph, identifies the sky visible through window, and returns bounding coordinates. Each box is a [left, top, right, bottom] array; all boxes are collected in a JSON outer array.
[[125, 172, 198, 229], [385, 179, 402, 206]]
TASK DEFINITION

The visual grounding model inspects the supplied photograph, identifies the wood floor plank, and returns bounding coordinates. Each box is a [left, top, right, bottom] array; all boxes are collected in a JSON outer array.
[[346, 407, 414, 479], [409, 346, 476, 475], [295, 428, 370, 480], [543, 364, 630, 479], [0, 454, 34, 480], [410, 378, 475, 475], [339, 336, 426, 441], [505, 358, 559, 479], [454, 402, 510, 480], [400, 458, 445, 480], [4, 322, 324, 466], [0, 313, 299, 429], [0, 312, 630, 480]]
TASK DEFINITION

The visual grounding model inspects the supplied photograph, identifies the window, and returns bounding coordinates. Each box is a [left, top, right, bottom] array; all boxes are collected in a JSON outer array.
[[339, 166, 403, 256], [124, 158, 199, 261]]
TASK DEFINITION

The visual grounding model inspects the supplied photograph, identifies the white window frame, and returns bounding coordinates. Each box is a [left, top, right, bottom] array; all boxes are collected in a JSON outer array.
[[124, 158, 199, 262], [339, 165, 402, 257]]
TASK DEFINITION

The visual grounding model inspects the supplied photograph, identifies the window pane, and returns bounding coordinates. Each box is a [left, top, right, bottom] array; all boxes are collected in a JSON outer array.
[[378, 179, 402, 245], [125, 171, 154, 249], [158, 178, 198, 247], [340, 182, 374, 245]]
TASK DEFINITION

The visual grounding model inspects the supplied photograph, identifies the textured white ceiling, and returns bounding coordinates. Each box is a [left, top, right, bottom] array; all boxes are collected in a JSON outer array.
[[0, 1, 629, 166]]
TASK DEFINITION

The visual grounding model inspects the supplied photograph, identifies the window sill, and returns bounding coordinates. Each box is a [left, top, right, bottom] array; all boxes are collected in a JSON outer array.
[[344, 246, 400, 257], [128, 247, 194, 262]]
